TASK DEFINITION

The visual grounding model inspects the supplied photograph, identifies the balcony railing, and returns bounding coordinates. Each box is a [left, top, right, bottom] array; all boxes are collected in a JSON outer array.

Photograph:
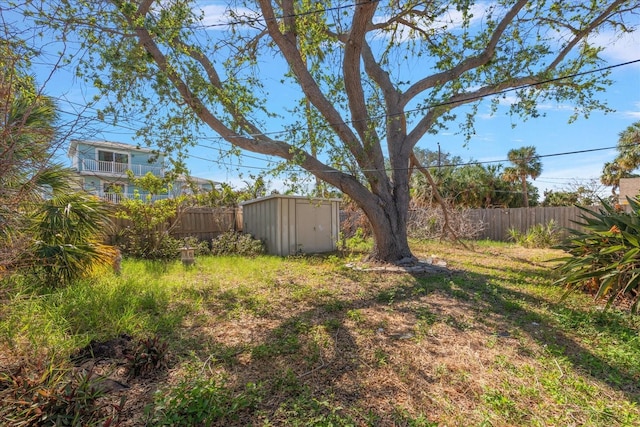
[[80, 159, 164, 177], [89, 191, 170, 204]]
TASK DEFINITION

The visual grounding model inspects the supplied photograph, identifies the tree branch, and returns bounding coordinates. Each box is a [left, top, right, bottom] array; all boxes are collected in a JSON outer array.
[[401, 0, 528, 107], [410, 152, 468, 248], [257, 0, 367, 163]]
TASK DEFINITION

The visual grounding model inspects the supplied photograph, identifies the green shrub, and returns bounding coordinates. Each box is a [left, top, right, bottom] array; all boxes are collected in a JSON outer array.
[[119, 233, 182, 261], [115, 173, 187, 260], [508, 220, 561, 248], [147, 372, 261, 425], [211, 231, 265, 256], [340, 227, 373, 253], [555, 199, 640, 312]]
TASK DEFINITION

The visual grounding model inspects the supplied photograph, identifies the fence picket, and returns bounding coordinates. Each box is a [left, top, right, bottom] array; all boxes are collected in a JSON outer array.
[[467, 205, 600, 241]]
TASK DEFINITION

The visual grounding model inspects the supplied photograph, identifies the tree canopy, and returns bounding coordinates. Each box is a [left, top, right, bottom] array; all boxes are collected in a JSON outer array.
[[410, 148, 537, 208], [23, 0, 640, 263]]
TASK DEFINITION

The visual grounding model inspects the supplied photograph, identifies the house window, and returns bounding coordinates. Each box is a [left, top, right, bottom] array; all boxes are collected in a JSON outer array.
[[98, 150, 129, 173]]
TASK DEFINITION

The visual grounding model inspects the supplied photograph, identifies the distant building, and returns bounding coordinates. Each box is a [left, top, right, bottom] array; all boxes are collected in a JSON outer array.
[[618, 177, 640, 205], [68, 139, 216, 202]]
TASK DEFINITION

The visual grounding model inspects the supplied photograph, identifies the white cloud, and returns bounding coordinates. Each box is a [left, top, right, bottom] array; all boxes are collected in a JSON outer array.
[[590, 30, 640, 65], [199, 4, 229, 26], [617, 102, 640, 119], [438, 2, 493, 30], [196, 2, 259, 29], [372, 2, 496, 42]]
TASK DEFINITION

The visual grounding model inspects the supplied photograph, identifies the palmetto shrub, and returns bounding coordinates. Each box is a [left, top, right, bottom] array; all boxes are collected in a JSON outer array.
[[555, 198, 640, 312], [28, 193, 114, 287]]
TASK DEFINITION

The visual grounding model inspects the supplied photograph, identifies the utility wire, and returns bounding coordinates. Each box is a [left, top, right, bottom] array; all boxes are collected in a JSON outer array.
[[47, 58, 639, 167], [193, 0, 383, 29], [26, 47, 639, 177]]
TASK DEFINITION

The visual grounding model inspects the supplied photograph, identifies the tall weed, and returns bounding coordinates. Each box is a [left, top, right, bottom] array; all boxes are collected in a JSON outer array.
[[508, 220, 561, 248]]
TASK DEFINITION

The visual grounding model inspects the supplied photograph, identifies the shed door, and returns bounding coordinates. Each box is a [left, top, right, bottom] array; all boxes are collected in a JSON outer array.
[[296, 202, 333, 253]]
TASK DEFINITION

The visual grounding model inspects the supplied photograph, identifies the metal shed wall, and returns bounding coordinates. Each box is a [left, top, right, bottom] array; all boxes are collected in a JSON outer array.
[[241, 195, 340, 256]]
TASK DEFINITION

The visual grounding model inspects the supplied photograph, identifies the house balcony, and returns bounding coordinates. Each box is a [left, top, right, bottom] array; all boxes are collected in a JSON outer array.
[[79, 159, 164, 177], [89, 190, 170, 204]]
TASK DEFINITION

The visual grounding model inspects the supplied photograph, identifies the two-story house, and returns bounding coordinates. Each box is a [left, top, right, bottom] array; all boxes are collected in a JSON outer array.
[[68, 139, 215, 202]]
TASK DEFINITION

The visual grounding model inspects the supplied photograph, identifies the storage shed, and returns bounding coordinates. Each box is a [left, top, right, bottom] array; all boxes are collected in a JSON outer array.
[[241, 195, 341, 256]]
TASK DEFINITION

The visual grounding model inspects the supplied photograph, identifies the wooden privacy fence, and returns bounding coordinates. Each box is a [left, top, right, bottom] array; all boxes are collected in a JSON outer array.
[[466, 205, 600, 241], [107, 204, 605, 243], [108, 207, 243, 243]]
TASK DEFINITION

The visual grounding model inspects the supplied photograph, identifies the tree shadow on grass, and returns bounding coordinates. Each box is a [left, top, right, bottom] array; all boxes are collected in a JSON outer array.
[[154, 261, 639, 426], [402, 269, 640, 402], [83, 246, 640, 426]]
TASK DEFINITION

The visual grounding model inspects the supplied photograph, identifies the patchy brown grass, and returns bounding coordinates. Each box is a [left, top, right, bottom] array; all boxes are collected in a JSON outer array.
[[2, 241, 639, 426]]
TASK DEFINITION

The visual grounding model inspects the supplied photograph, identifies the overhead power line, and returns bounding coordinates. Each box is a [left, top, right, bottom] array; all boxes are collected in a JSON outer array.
[[49, 57, 640, 153], [193, 0, 382, 30], [24, 44, 639, 176]]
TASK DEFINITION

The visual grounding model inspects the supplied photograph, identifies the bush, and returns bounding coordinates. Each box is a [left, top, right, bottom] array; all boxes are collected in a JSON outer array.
[[211, 232, 264, 256], [407, 203, 484, 240], [508, 220, 561, 248], [118, 233, 182, 261], [115, 174, 187, 260], [147, 371, 261, 425], [26, 193, 115, 287], [340, 227, 373, 253], [555, 199, 640, 312]]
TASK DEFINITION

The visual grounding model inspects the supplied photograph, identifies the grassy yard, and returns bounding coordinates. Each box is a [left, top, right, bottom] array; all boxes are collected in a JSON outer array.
[[1, 240, 639, 426]]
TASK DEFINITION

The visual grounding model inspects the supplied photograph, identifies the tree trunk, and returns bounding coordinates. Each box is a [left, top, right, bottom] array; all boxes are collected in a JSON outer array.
[[366, 201, 415, 264], [521, 175, 529, 208], [342, 174, 416, 265]]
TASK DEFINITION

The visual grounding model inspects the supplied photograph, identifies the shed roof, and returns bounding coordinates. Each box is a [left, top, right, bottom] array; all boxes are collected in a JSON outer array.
[[240, 194, 342, 207]]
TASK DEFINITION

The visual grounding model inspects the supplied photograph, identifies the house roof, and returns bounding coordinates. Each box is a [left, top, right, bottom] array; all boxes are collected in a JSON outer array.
[[175, 174, 222, 186], [67, 139, 162, 158]]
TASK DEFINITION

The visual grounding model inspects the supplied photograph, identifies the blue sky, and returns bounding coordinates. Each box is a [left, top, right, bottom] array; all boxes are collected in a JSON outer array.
[[190, 1, 640, 196], [15, 1, 640, 196]]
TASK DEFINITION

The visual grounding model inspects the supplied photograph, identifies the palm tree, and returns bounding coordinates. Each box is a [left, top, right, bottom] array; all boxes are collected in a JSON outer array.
[[0, 49, 113, 283], [616, 121, 640, 170], [501, 146, 542, 208], [600, 161, 628, 197], [600, 121, 640, 196], [0, 86, 63, 272]]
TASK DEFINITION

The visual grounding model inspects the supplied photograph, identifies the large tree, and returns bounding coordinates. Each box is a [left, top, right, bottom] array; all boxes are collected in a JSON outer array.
[[27, 0, 639, 263]]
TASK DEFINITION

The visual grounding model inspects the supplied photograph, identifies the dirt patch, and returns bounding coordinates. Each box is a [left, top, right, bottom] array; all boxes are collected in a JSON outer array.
[[68, 335, 171, 425]]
